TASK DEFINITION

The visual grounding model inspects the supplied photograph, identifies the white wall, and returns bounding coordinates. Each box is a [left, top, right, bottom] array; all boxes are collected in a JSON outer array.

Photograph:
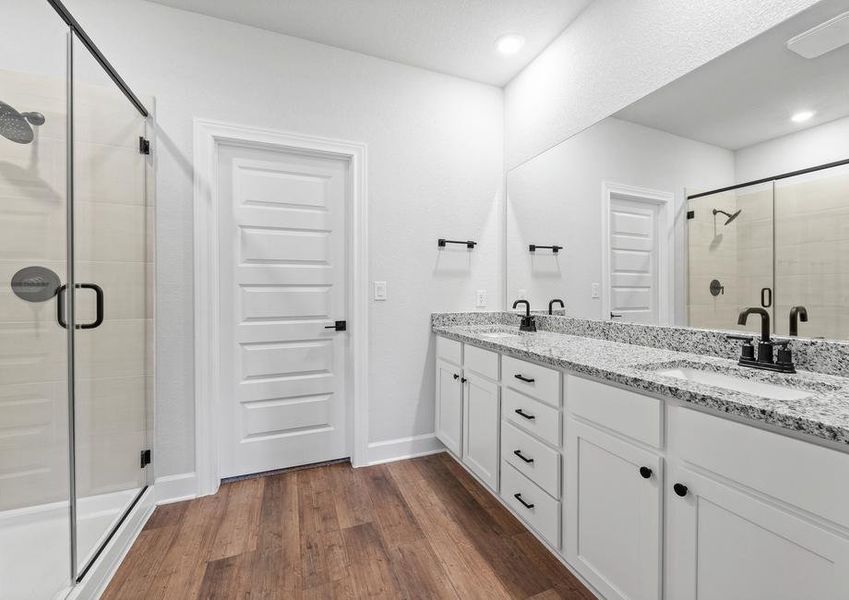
[[504, 0, 821, 170], [735, 115, 849, 182], [506, 117, 734, 324], [62, 0, 504, 476]]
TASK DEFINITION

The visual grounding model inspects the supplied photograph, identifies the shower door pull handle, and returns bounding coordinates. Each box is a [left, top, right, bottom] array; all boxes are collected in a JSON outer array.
[[760, 287, 772, 309], [56, 283, 105, 329]]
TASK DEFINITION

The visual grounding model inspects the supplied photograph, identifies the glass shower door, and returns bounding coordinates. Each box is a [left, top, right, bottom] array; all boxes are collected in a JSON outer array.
[[71, 33, 151, 575], [775, 163, 849, 338], [0, 3, 72, 599]]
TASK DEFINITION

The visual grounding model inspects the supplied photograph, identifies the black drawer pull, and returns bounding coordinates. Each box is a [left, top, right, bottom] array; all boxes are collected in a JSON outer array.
[[513, 449, 534, 464], [514, 493, 534, 509], [639, 466, 652, 479], [453, 373, 460, 380], [514, 373, 535, 383], [674, 483, 688, 497], [514, 408, 535, 420]]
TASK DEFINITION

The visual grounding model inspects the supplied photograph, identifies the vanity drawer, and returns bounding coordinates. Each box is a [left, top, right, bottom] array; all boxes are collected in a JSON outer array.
[[566, 375, 663, 448], [436, 336, 462, 366], [501, 461, 560, 549], [502, 421, 560, 498], [503, 355, 561, 407], [464, 344, 499, 380], [503, 387, 561, 448], [672, 406, 849, 530]]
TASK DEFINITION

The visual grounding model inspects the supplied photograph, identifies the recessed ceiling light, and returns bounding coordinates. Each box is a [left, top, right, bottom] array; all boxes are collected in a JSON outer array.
[[496, 34, 525, 56], [791, 110, 815, 123]]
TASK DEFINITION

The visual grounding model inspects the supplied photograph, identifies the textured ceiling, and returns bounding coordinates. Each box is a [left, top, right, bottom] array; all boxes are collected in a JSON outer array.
[[145, 0, 593, 86], [616, 0, 849, 150]]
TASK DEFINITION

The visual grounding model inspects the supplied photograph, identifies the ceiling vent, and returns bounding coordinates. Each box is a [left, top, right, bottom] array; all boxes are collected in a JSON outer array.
[[786, 10, 849, 58]]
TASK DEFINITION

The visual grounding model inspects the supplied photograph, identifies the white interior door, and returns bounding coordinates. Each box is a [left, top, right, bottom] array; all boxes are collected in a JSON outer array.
[[608, 197, 660, 324], [217, 143, 349, 478]]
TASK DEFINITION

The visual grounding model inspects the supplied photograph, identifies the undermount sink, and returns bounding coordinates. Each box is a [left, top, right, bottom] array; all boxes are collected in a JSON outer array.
[[479, 331, 521, 339], [655, 366, 812, 401]]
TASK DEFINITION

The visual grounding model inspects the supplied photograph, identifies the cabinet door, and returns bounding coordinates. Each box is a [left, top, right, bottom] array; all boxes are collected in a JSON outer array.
[[462, 372, 499, 490], [566, 418, 662, 600], [666, 465, 849, 600], [435, 358, 463, 456]]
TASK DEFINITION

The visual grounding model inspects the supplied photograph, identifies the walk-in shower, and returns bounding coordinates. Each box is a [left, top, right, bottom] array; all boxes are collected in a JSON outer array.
[[0, 2, 153, 598], [712, 208, 741, 225]]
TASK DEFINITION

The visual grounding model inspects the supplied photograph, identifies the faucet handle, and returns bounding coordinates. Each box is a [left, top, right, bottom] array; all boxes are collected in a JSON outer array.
[[727, 334, 755, 361]]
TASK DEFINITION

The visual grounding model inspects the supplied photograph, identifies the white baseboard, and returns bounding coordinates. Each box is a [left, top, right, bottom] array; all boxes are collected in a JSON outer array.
[[66, 488, 155, 600], [366, 433, 445, 465], [155, 472, 198, 505]]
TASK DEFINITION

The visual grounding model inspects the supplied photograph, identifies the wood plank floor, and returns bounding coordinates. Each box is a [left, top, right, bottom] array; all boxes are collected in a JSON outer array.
[[103, 453, 596, 599]]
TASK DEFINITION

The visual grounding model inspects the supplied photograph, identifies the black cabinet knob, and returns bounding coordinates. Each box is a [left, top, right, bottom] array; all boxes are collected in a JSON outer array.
[[461, 377, 467, 383], [673, 483, 688, 497], [639, 466, 652, 479], [453, 373, 459, 380]]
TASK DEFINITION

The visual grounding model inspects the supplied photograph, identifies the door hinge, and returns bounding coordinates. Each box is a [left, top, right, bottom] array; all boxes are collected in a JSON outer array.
[[139, 136, 151, 155], [140, 449, 152, 468], [686, 210, 695, 220]]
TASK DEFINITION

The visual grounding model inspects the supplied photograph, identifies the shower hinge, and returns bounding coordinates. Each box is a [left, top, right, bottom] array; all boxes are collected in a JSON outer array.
[[139, 136, 151, 155], [686, 210, 695, 220], [140, 449, 152, 468]]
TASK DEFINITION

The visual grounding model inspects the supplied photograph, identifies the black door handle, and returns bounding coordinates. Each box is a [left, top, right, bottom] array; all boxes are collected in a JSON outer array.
[[514, 374, 535, 383], [513, 449, 534, 464], [673, 483, 689, 497], [325, 320, 347, 331], [761, 287, 772, 308], [513, 493, 534, 509], [639, 466, 652, 479], [57, 283, 104, 329], [514, 408, 535, 420]]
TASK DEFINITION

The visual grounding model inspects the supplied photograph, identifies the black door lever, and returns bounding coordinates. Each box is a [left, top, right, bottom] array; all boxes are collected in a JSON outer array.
[[325, 320, 347, 331]]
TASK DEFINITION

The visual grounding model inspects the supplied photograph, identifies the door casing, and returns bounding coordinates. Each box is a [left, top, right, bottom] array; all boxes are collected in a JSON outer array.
[[193, 119, 368, 497]]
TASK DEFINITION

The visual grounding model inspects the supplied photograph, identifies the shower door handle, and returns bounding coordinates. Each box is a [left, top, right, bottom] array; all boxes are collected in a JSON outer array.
[[57, 283, 105, 329], [760, 287, 772, 309]]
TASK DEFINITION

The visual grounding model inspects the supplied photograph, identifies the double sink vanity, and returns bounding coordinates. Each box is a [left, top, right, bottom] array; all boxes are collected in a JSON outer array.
[[432, 312, 849, 600]]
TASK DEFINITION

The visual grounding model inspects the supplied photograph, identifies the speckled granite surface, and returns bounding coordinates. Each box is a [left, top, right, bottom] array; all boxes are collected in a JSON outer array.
[[432, 312, 849, 378], [432, 320, 849, 447]]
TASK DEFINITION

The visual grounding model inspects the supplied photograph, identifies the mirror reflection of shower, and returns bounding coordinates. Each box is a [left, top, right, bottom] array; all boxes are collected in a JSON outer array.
[[0, 100, 46, 144]]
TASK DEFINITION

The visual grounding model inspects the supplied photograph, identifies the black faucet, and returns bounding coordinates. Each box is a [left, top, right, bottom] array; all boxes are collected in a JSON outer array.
[[512, 299, 537, 332], [548, 298, 564, 315], [734, 307, 795, 373], [789, 306, 808, 337]]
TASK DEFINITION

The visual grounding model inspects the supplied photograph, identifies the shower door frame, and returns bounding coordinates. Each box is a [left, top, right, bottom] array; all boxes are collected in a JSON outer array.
[[45, 0, 156, 591]]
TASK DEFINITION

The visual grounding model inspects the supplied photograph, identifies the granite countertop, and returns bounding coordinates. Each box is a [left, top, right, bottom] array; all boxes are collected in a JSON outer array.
[[433, 323, 849, 448]]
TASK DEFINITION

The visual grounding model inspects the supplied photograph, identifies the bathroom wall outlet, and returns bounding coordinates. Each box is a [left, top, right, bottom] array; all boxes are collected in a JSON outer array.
[[373, 281, 387, 301], [591, 283, 600, 299], [476, 289, 487, 308]]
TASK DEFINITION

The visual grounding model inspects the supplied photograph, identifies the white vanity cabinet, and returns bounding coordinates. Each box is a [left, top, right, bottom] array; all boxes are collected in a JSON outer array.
[[463, 370, 500, 490], [434, 337, 501, 491], [435, 338, 463, 457], [565, 418, 662, 600], [434, 333, 849, 600]]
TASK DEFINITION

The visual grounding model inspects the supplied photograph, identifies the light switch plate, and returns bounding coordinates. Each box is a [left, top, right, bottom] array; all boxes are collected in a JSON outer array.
[[591, 283, 600, 299], [476, 289, 487, 308], [374, 281, 387, 301]]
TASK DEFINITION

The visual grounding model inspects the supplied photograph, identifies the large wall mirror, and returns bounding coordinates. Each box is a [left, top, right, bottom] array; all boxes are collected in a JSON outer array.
[[507, 0, 849, 339]]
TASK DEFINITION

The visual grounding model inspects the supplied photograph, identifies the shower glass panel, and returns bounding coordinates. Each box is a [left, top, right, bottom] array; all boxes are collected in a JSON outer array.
[[775, 163, 849, 338], [687, 182, 775, 334], [0, 3, 72, 599], [71, 33, 151, 574]]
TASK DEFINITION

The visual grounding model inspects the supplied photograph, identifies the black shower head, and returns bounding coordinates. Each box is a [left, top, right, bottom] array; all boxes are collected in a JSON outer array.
[[712, 208, 742, 225], [0, 101, 45, 144]]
